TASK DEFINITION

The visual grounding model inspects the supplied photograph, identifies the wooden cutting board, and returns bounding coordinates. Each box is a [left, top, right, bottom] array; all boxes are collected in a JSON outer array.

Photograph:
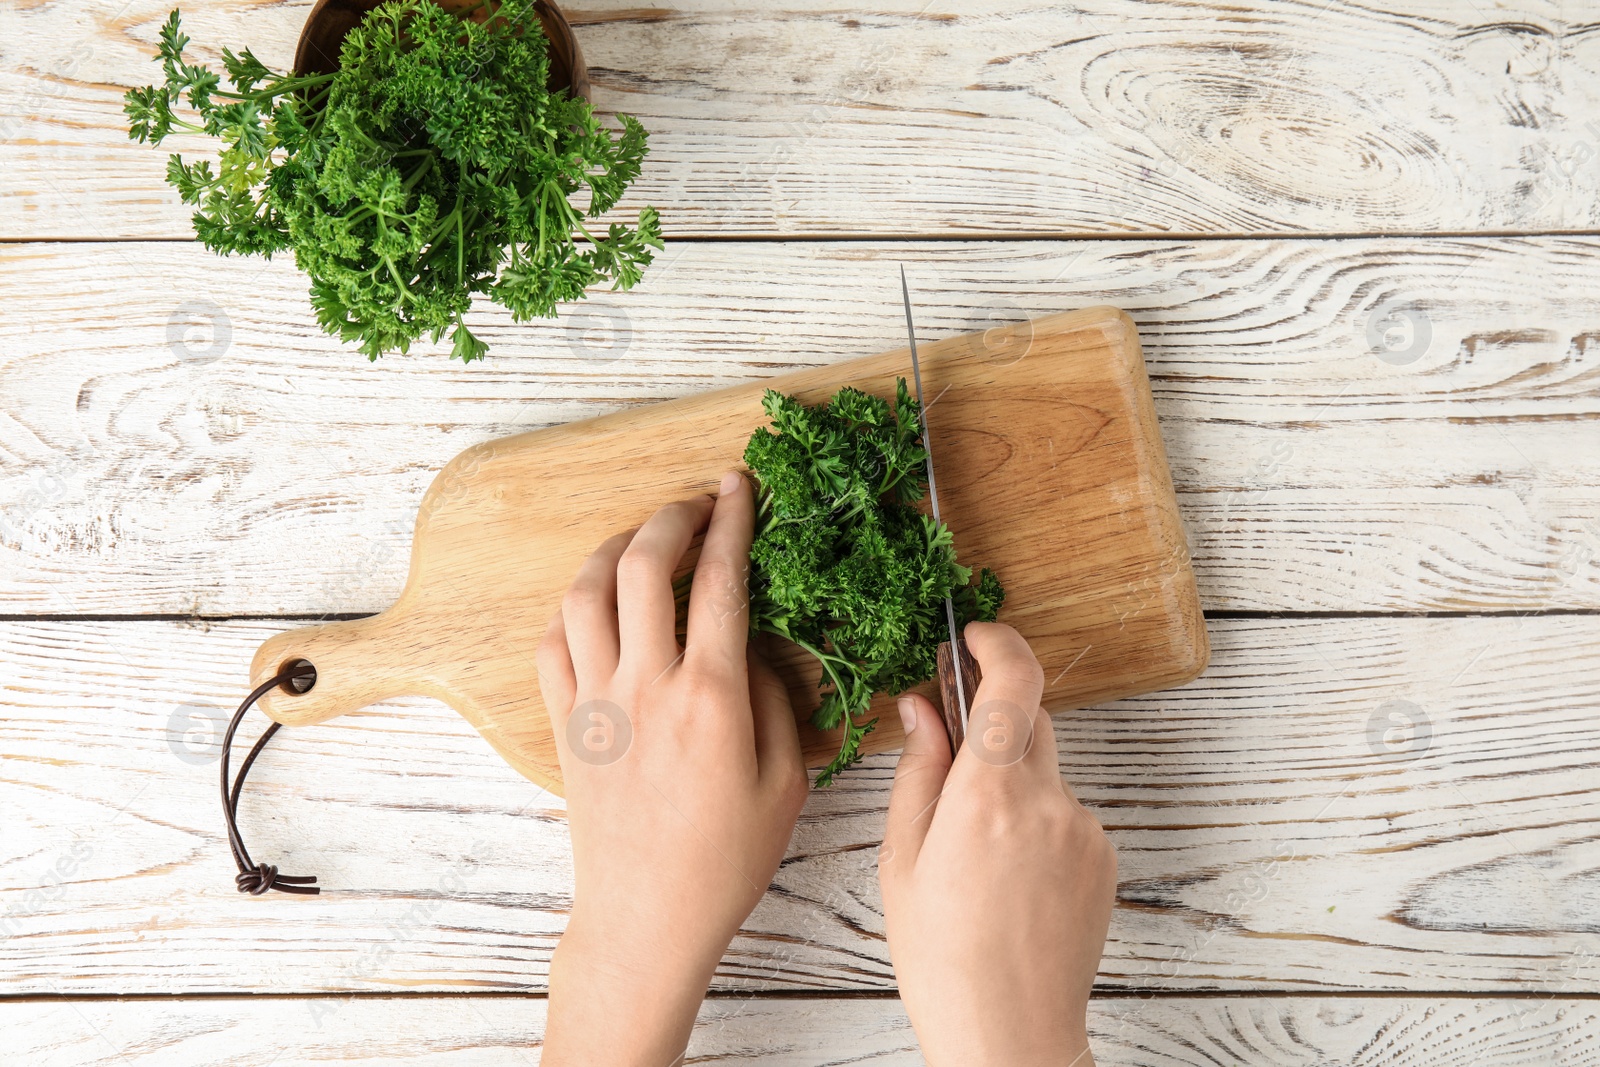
[[251, 305, 1208, 794]]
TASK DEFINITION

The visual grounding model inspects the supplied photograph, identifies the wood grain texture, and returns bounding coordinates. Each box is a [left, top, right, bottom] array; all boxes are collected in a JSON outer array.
[[1, 238, 1596, 615], [248, 306, 1206, 788], [3, 615, 1596, 995], [4, 1, 1600, 239], [8, 995, 1600, 1066], [8, 0, 1598, 1050]]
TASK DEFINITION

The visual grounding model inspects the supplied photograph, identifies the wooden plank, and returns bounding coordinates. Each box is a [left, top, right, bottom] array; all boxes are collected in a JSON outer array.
[[8, 995, 1600, 1066], [2, 615, 1596, 995], [1, 238, 1597, 614], [4, 1, 1598, 240]]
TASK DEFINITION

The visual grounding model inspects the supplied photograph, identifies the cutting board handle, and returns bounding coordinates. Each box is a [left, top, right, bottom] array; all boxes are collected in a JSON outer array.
[[249, 611, 432, 727]]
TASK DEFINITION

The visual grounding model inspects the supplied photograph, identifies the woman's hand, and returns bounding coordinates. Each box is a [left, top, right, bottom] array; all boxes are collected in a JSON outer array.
[[538, 472, 809, 1067], [880, 622, 1117, 1067]]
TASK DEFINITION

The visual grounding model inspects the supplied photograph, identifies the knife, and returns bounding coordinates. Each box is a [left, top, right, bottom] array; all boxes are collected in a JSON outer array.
[[900, 265, 980, 758]]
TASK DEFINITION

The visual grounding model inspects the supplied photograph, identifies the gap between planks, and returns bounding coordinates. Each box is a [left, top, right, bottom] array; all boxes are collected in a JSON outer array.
[[5, 988, 1600, 1004]]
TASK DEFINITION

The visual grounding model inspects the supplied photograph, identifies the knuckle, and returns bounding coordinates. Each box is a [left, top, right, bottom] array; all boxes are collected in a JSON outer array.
[[1031, 798, 1100, 849], [1040, 802, 1074, 834], [891, 749, 937, 781], [600, 529, 635, 553], [750, 666, 792, 710], [561, 583, 604, 615], [1080, 805, 1107, 835], [535, 632, 561, 668], [615, 545, 664, 585], [969, 623, 1036, 665], [652, 498, 701, 530], [968, 797, 1026, 839], [1038, 805, 1077, 843], [692, 557, 747, 597], [780, 764, 810, 812], [977, 664, 1044, 702], [1071, 811, 1116, 862], [684, 643, 739, 684], [1006, 658, 1047, 692], [676, 665, 731, 709], [889, 754, 947, 801]]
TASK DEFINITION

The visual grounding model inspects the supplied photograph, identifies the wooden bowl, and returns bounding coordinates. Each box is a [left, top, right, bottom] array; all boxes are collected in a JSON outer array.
[[293, 0, 590, 101]]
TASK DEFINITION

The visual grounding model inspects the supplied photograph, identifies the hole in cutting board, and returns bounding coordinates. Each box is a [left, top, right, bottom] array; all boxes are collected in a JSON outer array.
[[278, 658, 318, 695]]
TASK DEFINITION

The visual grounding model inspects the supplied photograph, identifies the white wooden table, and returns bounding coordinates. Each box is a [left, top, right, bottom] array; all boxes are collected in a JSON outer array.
[[3, 2, 1599, 1063]]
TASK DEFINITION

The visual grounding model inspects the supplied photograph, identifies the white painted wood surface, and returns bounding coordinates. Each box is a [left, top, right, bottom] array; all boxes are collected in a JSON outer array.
[[1, 238, 1597, 614], [3, 1, 1599, 239], [8, 995, 1600, 1066], [2, 615, 1596, 995], [3, 2, 1599, 1062]]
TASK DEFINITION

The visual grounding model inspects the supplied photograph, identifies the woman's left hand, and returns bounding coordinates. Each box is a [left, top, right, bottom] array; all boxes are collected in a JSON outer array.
[[539, 471, 809, 1067]]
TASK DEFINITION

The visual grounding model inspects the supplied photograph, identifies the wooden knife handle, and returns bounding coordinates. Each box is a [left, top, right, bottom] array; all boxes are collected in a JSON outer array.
[[935, 637, 981, 759]]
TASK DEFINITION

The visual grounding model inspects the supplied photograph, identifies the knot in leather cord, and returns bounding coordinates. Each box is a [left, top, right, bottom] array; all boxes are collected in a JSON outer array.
[[221, 662, 321, 896]]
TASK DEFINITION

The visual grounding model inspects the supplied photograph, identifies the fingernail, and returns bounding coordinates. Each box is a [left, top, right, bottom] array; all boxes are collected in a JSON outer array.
[[719, 470, 743, 496], [897, 696, 917, 735]]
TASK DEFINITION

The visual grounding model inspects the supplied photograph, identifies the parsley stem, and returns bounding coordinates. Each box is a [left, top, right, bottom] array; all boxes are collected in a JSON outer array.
[[453, 162, 466, 287]]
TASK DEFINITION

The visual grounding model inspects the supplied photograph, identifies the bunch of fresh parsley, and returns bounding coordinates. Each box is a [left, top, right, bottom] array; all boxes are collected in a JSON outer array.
[[743, 378, 1004, 786], [125, 2, 662, 362]]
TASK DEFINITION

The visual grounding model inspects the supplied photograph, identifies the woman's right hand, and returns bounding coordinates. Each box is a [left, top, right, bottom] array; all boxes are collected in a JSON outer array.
[[879, 622, 1117, 1067]]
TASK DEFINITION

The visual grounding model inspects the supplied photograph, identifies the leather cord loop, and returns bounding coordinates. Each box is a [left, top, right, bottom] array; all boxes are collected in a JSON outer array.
[[221, 662, 320, 896]]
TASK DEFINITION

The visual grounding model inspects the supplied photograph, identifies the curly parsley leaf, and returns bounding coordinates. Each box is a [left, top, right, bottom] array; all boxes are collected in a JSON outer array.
[[125, 2, 660, 362], [743, 378, 1004, 787]]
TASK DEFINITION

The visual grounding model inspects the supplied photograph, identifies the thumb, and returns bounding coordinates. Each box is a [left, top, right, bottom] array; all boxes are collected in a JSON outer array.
[[881, 693, 953, 881]]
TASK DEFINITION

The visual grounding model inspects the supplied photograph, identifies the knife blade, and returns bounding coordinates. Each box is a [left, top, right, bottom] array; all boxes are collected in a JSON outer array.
[[899, 265, 979, 757]]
